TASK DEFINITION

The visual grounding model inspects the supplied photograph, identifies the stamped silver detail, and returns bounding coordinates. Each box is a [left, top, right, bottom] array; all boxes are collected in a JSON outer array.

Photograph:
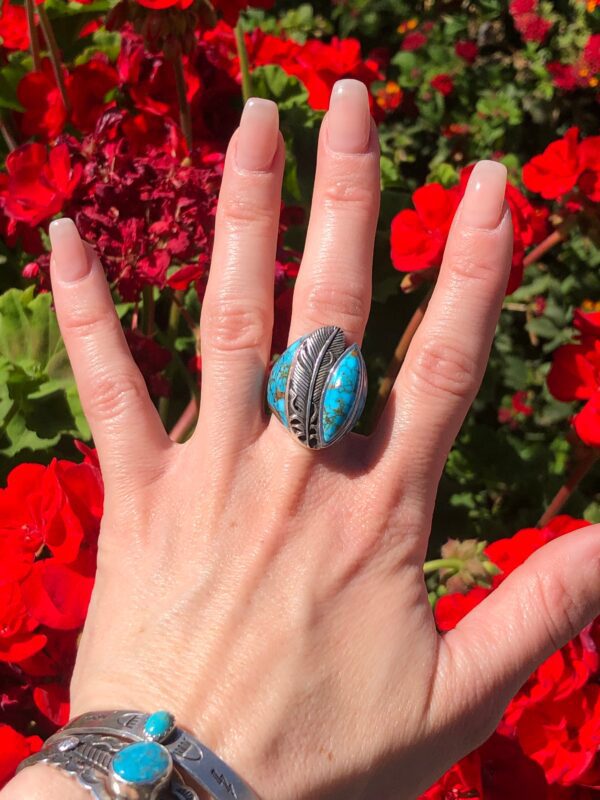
[[57, 736, 80, 752]]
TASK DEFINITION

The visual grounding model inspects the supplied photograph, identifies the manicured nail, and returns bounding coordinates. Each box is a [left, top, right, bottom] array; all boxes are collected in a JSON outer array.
[[327, 79, 371, 154], [236, 97, 279, 171], [49, 218, 90, 283], [461, 160, 507, 229]]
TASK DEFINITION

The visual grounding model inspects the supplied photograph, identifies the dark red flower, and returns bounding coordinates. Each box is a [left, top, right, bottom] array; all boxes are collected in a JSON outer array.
[[430, 73, 454, 96], [547, 341, 600, 402], [212, 0, 274, 25], [134, 0, 193, 8], [123, 330, 172, 398], [401, 31, 427, 51], [68, 55, 119, 133], [0, 142, 82, 226], [583, 34, 600, 74], [33, 682, 70, 726], [420, 751, 483, 799], [0, 725, 42, 787], [455, 40, 479, 63]]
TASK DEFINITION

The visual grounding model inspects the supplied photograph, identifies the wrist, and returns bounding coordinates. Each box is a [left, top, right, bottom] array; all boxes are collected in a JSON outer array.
[[1, 764, 89, 800]]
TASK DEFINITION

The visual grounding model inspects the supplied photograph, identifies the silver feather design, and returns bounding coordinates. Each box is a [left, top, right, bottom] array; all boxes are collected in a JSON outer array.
[[287, 326, 345, 447]]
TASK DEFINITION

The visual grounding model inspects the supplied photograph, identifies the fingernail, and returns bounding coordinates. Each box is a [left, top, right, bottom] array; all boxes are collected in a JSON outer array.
[[49, 218, 90, 283], [236, 98, 279, 171], [327, 79, 371, 154], [461, 160, 508, 229]]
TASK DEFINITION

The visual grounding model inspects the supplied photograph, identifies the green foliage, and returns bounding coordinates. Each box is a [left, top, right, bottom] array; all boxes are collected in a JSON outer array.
[[0, 289, 88, 465]]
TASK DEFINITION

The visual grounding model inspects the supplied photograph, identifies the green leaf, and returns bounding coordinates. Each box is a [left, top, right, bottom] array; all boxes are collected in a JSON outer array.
[[251, 65, 309, 109], [0, 289, 89, 456]]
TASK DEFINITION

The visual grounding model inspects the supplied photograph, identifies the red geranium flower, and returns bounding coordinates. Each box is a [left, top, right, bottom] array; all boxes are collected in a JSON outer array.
[[391, 166, 547, 294], [574, 390, 600, 448], [0, 459, 103, 567], [0, 2, 30, 50], [0, 142, 82, 226], [0, 725, 42, 787], [516, 685, 600, 786], [401, 31, 427, 51], [390, 182, 460, 272], [0, 583, 47, 663], [455, 40, 479, 63], [16, 60, 67, 141], [430, 73, 454, 96], [523, 128, 600, 203], [68, 55, 119, 133]]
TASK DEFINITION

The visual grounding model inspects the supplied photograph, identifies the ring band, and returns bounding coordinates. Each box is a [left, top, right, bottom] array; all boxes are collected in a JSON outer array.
[[267, 326, 367, 449]]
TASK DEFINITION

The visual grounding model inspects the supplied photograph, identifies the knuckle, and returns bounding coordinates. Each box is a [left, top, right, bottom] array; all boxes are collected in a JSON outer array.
[[219, 195, 276, 231], [302, 279, 369, 333], [322, 174, 377, 212], [530, 566, 582, 651], [88, 371, 148, 423], [448, 239, 500, 285], [408, 339, 478, 401], [201, 299, 271, 353], [60, 304, 114, 338]]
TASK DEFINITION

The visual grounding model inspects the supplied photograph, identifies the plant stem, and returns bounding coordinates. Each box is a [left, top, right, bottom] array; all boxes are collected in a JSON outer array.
[[523, 229, 564, 268], [234, 19, 253, 102], [0, 119, 17, 151], [169, 397, 198, 442], [537, 448, 599, 527], [25, 0, 41, 72], [37, 4, 70, 113], [142, 286, 155, 336], [367, 285, 434, 431], [172, 50, 193, 151], [159, 294, 182, 424], [423, 557, 463, 575]]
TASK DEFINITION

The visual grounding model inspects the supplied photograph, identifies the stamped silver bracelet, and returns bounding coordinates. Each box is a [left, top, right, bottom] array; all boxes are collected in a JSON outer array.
[[18, 710, 262, 800]]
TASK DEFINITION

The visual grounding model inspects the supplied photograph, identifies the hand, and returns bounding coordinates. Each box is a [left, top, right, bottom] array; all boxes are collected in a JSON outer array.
[[6, 79, 600, 800]]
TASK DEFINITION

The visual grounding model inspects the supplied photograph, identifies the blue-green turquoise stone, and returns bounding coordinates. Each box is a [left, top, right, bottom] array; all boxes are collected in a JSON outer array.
[[267, 338, 302, 427], [143, 710, 174, 741], [321, 346, 363, 444], [112, 742, 171, 784]]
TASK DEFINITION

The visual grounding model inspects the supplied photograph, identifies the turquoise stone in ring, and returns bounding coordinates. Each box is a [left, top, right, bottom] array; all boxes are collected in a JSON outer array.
[[143, 710, 175, 742], [267, 326, 367, 449], [111, 741, 172, 798]]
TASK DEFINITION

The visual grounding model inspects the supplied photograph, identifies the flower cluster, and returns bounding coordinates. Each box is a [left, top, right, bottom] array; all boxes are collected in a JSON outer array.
[[423, 515, 600, 799], [0, 448, 103, 783], [509, 0, 552, 44]]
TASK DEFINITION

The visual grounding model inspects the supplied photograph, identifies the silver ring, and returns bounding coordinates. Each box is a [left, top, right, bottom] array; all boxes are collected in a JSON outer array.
[[267, 326, 367, 449]]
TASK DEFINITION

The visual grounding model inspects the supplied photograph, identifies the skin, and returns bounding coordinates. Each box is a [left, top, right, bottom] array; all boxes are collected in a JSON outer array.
[[4, 80, 600, 800]]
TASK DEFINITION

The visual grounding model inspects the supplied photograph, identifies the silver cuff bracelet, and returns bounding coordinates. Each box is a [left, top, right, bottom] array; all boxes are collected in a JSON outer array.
[[18, 710, 262, 800]]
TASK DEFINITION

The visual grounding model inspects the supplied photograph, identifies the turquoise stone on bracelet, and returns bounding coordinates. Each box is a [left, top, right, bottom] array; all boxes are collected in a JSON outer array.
[[143, 710, 175, 742], [112, 741, 171, 784]]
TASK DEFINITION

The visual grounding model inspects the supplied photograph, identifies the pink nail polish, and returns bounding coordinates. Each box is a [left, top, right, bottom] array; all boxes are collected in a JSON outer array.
[[461, 160, 508, 230], [236, 98, 279, 171], [327, 79, 371, 154], [49, 218, 91, 283]]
